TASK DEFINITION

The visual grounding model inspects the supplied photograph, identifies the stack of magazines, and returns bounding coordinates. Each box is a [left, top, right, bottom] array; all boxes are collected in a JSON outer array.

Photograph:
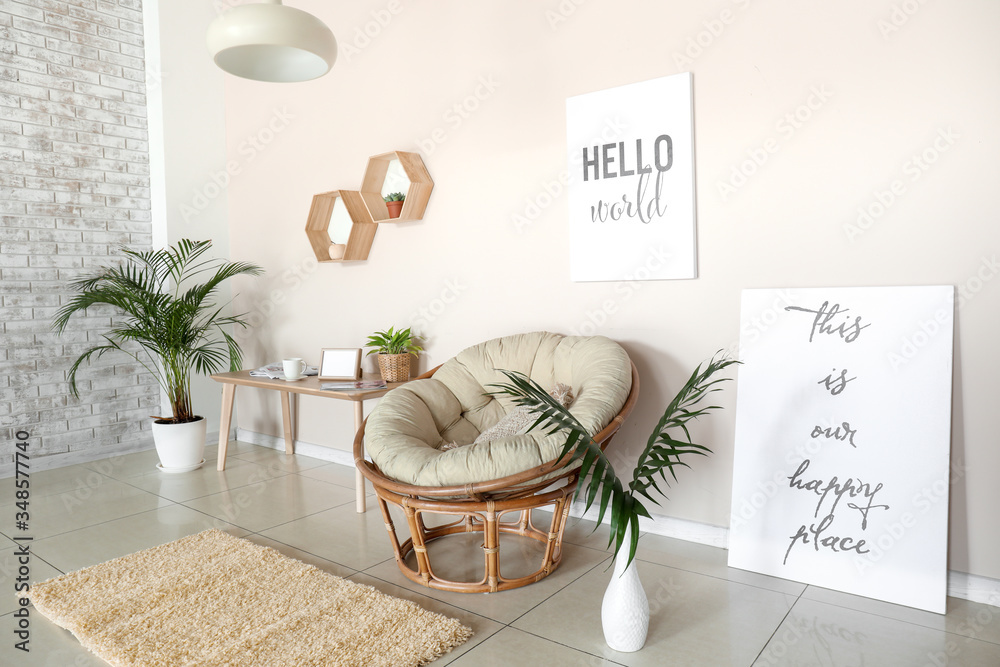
[[249, 363, 319, 380], [320, 379, 387, 390]]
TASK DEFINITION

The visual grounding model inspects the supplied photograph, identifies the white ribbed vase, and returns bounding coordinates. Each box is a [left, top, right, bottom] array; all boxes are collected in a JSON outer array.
[[601, 526, 649, 652]]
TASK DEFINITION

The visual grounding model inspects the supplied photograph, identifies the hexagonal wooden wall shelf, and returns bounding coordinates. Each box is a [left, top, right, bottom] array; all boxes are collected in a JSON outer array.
[[359, 151, 434, 223], [305, 190, 377, 263]]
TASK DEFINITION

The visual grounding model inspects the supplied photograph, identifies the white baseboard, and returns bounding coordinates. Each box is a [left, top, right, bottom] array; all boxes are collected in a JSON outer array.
[[569, 500, 730, 549], [947, 571, 1000, 608], [234, 427, 357, 468], [236, 428, 999, 609], [0, 431, 221, 479]]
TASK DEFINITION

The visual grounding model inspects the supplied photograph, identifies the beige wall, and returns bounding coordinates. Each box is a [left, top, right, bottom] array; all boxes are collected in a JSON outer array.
[[147, 0, 232, 436], [220, 1, 1000, 579]]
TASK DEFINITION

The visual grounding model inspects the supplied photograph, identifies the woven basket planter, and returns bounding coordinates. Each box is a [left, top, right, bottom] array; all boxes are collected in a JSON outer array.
[[377, 353, 411, 383]]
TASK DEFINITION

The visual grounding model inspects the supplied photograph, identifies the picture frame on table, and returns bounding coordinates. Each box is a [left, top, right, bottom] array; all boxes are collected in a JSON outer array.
[[318, 348, 362, 381]]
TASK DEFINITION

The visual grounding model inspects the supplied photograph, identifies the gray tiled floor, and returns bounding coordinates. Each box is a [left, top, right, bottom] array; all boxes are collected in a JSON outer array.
[[2, 442, 998, 666]]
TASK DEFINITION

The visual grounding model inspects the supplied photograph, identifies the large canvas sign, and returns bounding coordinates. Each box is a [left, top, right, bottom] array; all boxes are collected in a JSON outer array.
[[728, 286, 954, 613], [565, 73, 696, 282]]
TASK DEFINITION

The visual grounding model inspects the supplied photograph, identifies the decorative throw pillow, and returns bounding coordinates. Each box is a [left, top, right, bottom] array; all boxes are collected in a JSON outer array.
[[439, 383, 574, 452], [477, 382, 574, 442]]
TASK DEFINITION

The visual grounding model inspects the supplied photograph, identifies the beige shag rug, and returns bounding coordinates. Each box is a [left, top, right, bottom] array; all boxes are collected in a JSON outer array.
[[26, 529, 472, 666]]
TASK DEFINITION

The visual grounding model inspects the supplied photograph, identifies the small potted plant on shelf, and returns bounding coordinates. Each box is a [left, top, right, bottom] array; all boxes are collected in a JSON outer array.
[[383, 192, 405, 219], [365, 326, 422, 383], [53, 239, 264, 473]]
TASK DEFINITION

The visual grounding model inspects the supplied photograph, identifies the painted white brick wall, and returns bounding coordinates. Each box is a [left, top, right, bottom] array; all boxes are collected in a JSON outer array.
[[0, 0, 157, 469]]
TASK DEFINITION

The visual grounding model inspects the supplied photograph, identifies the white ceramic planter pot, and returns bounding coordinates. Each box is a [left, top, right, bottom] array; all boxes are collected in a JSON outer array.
[[151, 417, 207, 473], [602, 526, 650, 652]]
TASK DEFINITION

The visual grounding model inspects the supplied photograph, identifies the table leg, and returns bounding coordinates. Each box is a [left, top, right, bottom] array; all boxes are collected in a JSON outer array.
[[217, 383, 236, 471], [355, 401, 365, 513], [280, 391, 295, 455]]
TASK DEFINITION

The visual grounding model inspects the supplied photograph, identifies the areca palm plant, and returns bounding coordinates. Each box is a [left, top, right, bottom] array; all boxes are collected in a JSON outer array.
[[53, 239, 264, 423], [489, 353, 738, 569]]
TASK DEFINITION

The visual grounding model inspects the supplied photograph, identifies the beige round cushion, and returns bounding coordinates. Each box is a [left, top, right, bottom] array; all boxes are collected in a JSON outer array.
[[365, 332, 632, 487]]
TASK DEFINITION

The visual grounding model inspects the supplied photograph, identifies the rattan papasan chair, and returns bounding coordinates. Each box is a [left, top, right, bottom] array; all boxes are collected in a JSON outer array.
[[353, 331, 639, 593]]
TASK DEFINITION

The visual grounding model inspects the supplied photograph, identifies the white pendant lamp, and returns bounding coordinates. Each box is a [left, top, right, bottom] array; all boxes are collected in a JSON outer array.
[[207, 1, 337, 83]]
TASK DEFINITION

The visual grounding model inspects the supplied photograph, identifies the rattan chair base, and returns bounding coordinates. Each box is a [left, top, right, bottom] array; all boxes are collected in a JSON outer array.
[[372, 477, 577, 594]]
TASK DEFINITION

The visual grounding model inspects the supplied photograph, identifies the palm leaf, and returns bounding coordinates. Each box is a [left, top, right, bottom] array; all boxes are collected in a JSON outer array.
[[629, 353, 739, 503], [488, 352, 738, 571], [52, 239, 263, 422], [486, 370, 631, 560]]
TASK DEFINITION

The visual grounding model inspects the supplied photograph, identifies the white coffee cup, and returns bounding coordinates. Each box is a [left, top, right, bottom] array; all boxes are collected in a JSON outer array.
[[282, 358, 304, 379]]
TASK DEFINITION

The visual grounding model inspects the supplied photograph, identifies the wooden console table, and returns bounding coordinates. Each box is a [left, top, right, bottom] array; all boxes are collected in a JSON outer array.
[[210, 371, 405, 513]]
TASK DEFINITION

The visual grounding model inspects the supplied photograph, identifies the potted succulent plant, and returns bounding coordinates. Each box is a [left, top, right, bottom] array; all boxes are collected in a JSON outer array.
[[383, 192, 405, 219], [490, 353, 738, 652], [365, 326, 422, 383], [53, 239, 264, 473]]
